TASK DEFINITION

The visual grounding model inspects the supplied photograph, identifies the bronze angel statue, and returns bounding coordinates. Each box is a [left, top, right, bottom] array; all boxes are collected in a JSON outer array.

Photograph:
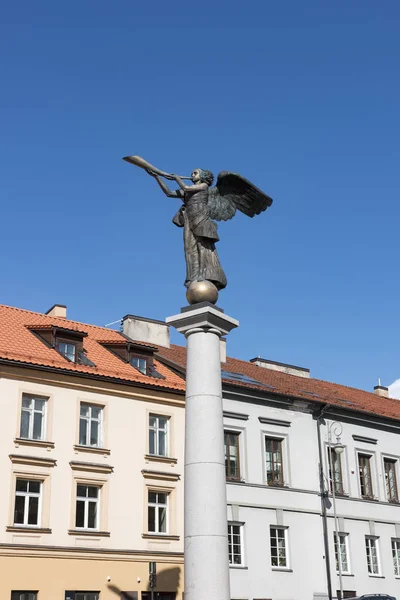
[[123, 155, 272, 300]]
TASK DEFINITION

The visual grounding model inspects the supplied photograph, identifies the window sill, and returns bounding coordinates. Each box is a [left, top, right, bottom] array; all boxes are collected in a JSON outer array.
[[145, 454, 178, 465], [14, 438, 55, 451], [7, 526, 52, 534], [338, 573, 354, 577], [271, 567, 293, 572], [142, 533, 180, 541], [368, 574, 384, 578], [73, 445, 111, 456], [68, 529, 110, 537], [229, 565, 248, 570]]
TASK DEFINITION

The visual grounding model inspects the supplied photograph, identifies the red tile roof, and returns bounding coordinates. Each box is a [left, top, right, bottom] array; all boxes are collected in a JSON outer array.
[[0, 305, 185, 392], [156, 345, 400, 422], [1, 304, 399, 422]]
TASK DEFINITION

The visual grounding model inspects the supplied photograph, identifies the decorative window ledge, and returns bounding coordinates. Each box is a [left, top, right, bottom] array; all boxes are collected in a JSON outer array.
[[144, 454, 177, 465], [141, 469, 180, 482], [223, 411, 249, 421], [14, 438, 55, 451], [69, 461, 113, 475], [68, 529, 110, 537], [271, 567, 293, 572], [9, 454, 56, 468], [73, 444, 111, 456], [142, 533, 180, 541], [6, 526, 52, 534]]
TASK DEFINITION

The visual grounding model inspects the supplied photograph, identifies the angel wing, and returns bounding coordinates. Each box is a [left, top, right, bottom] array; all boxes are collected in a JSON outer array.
[[208, 171, 273, 222]]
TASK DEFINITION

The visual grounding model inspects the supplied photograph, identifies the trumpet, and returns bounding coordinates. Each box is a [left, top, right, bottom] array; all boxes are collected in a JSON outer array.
[[123, 155, 192, 180]]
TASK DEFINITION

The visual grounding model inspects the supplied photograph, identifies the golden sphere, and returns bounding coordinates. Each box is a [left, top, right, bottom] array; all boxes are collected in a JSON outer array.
[[186, 280, 219, 305]]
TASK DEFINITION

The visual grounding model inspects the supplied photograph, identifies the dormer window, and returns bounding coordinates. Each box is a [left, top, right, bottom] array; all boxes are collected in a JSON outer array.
[[27, 325, 95, 367], [131, 356, 147, 375], [57, 340, 76, 362]]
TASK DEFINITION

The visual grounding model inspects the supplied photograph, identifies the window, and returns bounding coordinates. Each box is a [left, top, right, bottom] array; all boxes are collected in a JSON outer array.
[[334, 533, 350, 574], [149, 415, 169, 457], [224, 432, 240, 480], [265, 437, 284, 485], [392, 539, 400, 576], [228, 523, 243, 565], [20, 394, 47, 440], [11, 593, 38, 600], [131, 356, 147, 375], [75, 485, 99, 530], [358, 454, 373, 498], [329, 448, 344, 495], [79, 403, 103, 447], [384, 458, 398, 502], [148, 490, 168, 534], [14, 479, 41, 526], [365, 536, 380, 575], [57, 340, 76, 362], [270, 527, 289, 568]]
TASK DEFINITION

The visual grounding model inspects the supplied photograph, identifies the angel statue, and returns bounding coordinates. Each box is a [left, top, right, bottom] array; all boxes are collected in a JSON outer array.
[[123, 155, 273, 303]]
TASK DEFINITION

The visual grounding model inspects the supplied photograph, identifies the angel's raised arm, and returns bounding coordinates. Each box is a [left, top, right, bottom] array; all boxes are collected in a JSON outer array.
[[153, 175, 183, 199]]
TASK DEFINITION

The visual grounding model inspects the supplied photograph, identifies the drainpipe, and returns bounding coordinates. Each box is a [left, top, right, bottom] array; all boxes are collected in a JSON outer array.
[[315, 406, 333, 600]]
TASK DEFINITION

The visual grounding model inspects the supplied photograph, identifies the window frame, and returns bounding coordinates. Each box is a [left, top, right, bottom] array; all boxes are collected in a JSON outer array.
[[56, 337, 77, 362], [365, 535, 381, 576], [147, 489, 169, 534], [334, 532, 351, 575], [131, 355, 148, 375], [358, 453, 374, 499], [13, 478, 42, 528], [149, 414, 169, 457], [20, 394, 47, 442], [79, 402, 104, 448], [75, 484, 100, 531], [383, 457, 399, 503], [11, 593, 38, 600], [392, 538, 400, 577], [264, 436, 285, 487], [224, 430, 241, 481], [270, 526, 290, 569], [328, 447, 345, 495], [228, 521, 244, 567]]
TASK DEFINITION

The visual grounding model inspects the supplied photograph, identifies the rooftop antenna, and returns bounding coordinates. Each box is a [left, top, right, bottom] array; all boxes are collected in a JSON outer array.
[[378, 378, 381, 387], [104, 319, 121, 328]]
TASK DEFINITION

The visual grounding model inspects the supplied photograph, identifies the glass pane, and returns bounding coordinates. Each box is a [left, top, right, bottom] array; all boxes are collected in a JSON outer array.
[[148, 506, 155, 532], [77, 485, 87, 498], [28, 496, 39, 525], [88, 486, 99, 498], [80, 403, 90, 417], [22, 395, 32, 408], [20, 410, 30, 438], [16, 480, 28, 492], [148, 492, 157, 504], [28, 481, 40, 494], [79, 418, 87, 445], [159, 506, 167, 532], [149, 429, 156, 454], [149, 416, 157, 428], [91, 406, 101, 419], [158, 493, 167, 504], [88, 501, 97, 528], [33, 412, 43, 440], [75, 500, 85, 527], [158, 431, 166, 456], [90, 420, 99, 446], [14, 495, 25, 524], [34, 399, 45, 412]]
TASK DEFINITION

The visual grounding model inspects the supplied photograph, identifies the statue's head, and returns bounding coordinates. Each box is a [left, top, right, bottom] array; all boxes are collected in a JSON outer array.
[[192, 168, 214, 187]]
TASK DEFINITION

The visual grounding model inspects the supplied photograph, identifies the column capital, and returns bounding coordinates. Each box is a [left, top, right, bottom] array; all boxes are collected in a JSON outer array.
[[166, 303, 239, 337]]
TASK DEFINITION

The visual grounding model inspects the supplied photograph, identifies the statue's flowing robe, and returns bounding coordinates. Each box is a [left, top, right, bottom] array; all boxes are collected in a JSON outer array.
[[172, 187, 227, 290]]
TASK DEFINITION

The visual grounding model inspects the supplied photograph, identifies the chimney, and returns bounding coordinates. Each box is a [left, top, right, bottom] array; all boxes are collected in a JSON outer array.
[[45, 304, 67, 319], [374, 385, 389, 398], [122, 314, 170, 348], [250, 357, 310, 378]]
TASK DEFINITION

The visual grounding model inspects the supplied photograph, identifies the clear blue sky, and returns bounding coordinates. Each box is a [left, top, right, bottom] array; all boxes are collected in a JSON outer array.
[[1, 1, 400, 393]]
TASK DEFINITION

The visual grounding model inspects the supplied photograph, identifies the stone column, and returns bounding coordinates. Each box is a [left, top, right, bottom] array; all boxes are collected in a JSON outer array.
[[167, 303, 239, 600]]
